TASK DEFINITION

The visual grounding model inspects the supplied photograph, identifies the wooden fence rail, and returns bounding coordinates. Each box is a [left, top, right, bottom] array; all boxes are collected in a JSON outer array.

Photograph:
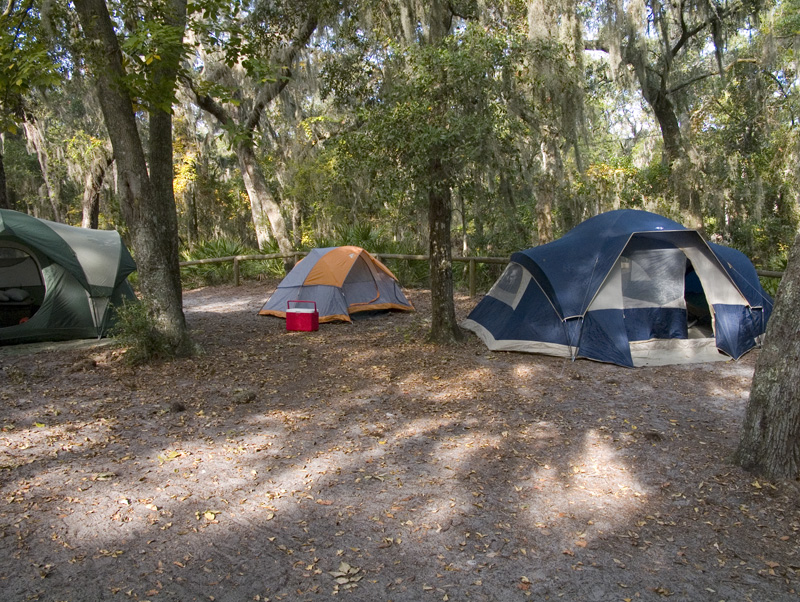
[[179, 252, 509, 297], [179, 253, 782, 298]]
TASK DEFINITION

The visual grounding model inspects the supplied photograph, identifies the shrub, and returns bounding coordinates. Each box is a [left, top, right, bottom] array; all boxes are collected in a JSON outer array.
[[110, 300, 174, 365], [180, 237, 285, 287]]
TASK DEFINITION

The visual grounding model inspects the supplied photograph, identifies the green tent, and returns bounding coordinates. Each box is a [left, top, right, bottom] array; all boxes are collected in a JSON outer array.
[[0, 209, 136, 345]]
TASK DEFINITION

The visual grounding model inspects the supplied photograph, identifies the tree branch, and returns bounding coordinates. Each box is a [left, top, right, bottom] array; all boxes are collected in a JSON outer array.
[[668, 71, 717, 95], [182, 74, 234, 128], [245, 15, 318, 133], [2, 0, 15, 18], [670, 0, 743, 57]]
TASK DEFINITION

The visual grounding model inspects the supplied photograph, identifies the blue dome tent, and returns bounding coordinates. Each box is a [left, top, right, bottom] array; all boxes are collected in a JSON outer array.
[[462, 210, 772, 367]]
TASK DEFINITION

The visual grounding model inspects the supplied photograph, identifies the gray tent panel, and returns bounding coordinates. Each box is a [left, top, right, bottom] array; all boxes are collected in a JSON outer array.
[[1, 209, 136, 345]]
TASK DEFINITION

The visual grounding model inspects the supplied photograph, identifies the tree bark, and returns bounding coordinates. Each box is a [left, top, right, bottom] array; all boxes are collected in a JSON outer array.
[[427, 157, 463, 344], [148, 102, 189, 350], [81, 153, 112, 229], [22, 118, 62, 221], [734, 230, 800, 480], [236, 140, 293, 270], [0, 142, 9, 209], [74, 0, 191, 354], [642, 78, 705, 233]]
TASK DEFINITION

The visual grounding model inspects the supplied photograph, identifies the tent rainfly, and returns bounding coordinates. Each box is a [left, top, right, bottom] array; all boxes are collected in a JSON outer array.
[[462, 209, 773, 367], [259, 246, 414, 323], [0, 209, 137, 345]]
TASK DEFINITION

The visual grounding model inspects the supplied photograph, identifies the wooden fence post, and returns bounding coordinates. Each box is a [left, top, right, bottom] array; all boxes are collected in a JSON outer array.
[[469, 259, 476, 298]]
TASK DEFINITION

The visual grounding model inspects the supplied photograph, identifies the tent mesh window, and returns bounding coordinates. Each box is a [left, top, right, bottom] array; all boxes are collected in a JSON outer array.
[[620, 247, 686, 309], [487, 263, 524, 308]]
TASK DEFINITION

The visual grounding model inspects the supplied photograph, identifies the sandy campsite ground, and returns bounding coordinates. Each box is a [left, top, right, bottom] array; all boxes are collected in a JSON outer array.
[[1, 280, 799, 602]]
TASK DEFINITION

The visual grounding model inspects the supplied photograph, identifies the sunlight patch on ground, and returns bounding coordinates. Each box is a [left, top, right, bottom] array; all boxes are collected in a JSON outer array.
[[511, 362, 555, 380], [518, 429, 648, 541], [183, 294, 257, 313], [456, 367, 495, 384], [391, 417, 456, 441], [432, 432, 505, 469]]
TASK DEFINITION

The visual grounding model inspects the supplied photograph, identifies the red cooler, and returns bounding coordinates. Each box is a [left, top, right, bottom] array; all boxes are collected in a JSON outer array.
[[286, 300, 319, 332]]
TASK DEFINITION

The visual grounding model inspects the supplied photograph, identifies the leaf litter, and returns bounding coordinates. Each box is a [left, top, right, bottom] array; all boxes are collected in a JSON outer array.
[[0, 280, 798, 601]]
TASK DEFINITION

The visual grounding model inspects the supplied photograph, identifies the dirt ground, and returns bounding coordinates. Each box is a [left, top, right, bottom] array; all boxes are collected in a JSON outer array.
[[1, 281, 799, 602]]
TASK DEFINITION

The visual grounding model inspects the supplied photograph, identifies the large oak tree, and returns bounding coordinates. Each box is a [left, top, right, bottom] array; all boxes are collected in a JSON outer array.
[[184, 1, 324, 270], [735, 226, 800, 480], [73, 0, 191, 353], [588, 0, 760, 232]]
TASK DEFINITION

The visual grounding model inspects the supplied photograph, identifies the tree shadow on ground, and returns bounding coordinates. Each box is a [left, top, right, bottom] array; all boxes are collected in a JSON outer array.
[[0, 282, 797, 602]]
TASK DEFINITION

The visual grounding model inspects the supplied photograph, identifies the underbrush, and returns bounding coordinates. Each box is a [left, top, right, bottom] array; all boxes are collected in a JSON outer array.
[[179, 238, 285, 288], [110, 301, 175, 365], [177, 230, 503, 294]]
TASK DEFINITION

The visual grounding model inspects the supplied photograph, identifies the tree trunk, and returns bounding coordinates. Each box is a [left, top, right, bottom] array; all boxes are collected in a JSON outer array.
[[236, 140, 294, 271], [427, 158, 463, 344], [536, 128, 562, 244], [417, 0, 462, 344], [147, 103, 190, 351], [74, 0, 192, 355], [22, 118, 62, 222], [458, 190, 468, 255], [0, 143, 9, 209], [525, 0, 573, 245], [640, 73, 704, 233], [734, 230, 800, 480], [187, 15, 316, 272], [186, 184, 198, 248], [81, 154, 112, 229], [291, 198, 302, 250], [499, 172, 526, 244]]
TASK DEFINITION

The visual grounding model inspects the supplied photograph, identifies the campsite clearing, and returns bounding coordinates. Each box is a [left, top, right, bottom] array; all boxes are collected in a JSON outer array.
[[1, 281, 798, 601]]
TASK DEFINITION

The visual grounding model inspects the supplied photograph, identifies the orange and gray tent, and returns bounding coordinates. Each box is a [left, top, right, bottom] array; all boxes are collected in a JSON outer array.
[[259, 246, 414, 323]]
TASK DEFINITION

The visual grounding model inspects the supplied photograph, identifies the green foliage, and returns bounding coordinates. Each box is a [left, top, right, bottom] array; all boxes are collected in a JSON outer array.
[[0, 2, 62, 134], [9, 0, 795, 305], [110, 3, 190, 113], [322, 21, 543, 256], [379, 239, 431, 289], [110, 300, 174, 365], [328, 222, 387, 252], [371, 26, 517, 183], [3, 134, 43, 210], [180, 237, 284, 287]]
